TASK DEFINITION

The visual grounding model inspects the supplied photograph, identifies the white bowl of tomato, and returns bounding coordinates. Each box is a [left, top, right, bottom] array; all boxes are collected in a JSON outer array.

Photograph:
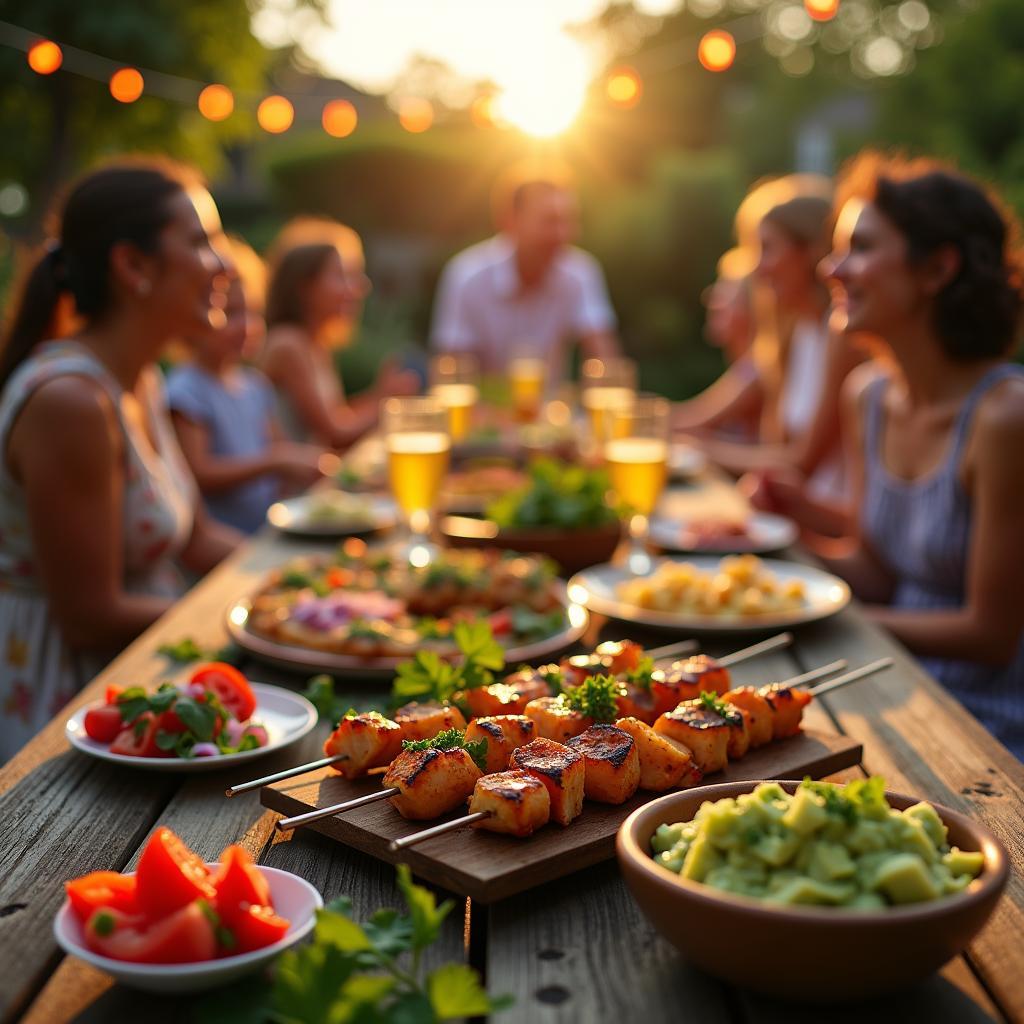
[[54, 828, 322, 992]]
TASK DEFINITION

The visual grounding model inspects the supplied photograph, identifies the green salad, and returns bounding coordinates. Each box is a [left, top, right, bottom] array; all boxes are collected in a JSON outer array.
[[486, 457, 621, 529], [651, 778, 984, 908]]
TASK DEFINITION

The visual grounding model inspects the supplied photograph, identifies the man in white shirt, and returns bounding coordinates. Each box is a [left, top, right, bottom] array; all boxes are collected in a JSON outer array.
[[430, 177, 620, 382]]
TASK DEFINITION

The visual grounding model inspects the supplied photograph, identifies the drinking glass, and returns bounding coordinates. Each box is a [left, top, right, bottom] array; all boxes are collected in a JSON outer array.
[[429, 354, 479, 443], [382, 396, 451, 564], [603, 394, 669, 575], [508, 353, 546, 422], [581, 357, 637, 445]]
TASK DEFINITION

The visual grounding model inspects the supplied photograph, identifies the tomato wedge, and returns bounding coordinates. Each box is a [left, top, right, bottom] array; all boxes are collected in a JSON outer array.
[[85, 902, 217, 964], [190, 663, 256, 722], [84, 706, 125, 743], [105, 684, 125, 705], [109, 712, 167, 758], [212, 845, 270, 925], [229, 904, 290, 954], [65, 872, 139, 925], [135, 827, 216, 918]]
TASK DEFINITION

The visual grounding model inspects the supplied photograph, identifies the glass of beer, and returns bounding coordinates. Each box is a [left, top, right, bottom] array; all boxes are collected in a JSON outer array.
[[382, 396, 451, 563], [581, 357, 637, 446], [509, 353, 546, 422], [429, 354, 479, 443], [603, 394, 669, 575]]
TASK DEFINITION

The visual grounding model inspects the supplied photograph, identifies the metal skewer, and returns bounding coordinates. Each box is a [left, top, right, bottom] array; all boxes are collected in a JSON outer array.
[[389, 811, 492, 852], [226, 755, 348, 797], [645, 638, 699, 662], [716, 632, 793, 668], [276, 787, 398, 832], [806, 658, 893, 697], [777, 659, 847, 689]]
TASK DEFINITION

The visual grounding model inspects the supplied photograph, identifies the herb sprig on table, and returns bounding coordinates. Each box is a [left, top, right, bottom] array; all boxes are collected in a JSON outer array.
[[157, 637, 242, 666], [392, 621, 505, 706], [198, 865, 511, 1024]]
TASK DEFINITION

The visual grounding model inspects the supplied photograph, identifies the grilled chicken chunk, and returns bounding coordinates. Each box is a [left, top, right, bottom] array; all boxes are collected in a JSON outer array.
[[651, 655, 731, 717], [504, 666, 559, 706], [381, 746, 481, 820], [614, 717, 702, 791], [510, 737, 585, 826], [464, 715, 536, 773], [654, 701, 737, 775], [323, 712, 403, 779], [566, 725, 641, 804], [468, 770, 551, 836], [458, 683, 526, 719], [615, 682, 658, 725], [759, 683, 813, 739], [393, 701, 467, 742], [524, 696, 592, 743], [722, 687, 773, 747], [559, 640, 644, 689]]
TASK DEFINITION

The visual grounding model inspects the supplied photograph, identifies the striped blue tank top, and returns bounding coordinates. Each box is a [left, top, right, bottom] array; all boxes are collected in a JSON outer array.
[[862, 364, 1024, 759]]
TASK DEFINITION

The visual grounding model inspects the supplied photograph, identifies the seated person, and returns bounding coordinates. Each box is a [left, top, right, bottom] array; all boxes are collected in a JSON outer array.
[[430, 166, 620, 385]]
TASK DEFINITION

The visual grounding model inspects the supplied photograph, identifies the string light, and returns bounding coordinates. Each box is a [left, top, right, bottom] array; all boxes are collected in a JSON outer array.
[[198, 84, 234, 121], [698, 30, 736, 72], [322, 98, 357, 138], [805, 0, 840, 20], [109, 67, 144, 103], [607, 66, 642, 108], [27, 40, 62, 75], [398, 97, 434, 133], [257, 95, 294, 133]]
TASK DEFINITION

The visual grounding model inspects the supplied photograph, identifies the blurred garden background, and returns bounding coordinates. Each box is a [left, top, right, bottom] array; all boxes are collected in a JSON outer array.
[[0, 0, 1018, 397]]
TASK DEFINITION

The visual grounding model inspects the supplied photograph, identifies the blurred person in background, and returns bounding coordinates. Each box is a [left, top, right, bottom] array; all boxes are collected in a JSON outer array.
[[430, 166, 619, 383], [0, 159, 241, 760], [259, 217, 418, 449], [167, 240, 326, 534], [772, 154, 1024, 757]]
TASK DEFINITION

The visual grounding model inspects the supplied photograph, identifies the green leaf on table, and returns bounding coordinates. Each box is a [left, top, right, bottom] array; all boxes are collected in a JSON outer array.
[[396, 863, 454, 953], [363, 908, 414, 957], [303, 674, 342, 723], [315, 906, 373, 952], [157, 637, 206, 663], [428, 962, 510, 1019]]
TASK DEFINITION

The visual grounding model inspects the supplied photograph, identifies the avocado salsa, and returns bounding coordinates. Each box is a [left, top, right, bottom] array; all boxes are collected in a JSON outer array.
[[651, 778, 984, 908]]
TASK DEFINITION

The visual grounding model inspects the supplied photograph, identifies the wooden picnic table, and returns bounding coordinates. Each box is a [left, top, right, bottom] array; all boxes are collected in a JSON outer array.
[[0, 509, 1021, 1024]]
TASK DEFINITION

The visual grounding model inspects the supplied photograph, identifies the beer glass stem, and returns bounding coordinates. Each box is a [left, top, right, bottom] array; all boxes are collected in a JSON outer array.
[[626, 513, 653, 575]]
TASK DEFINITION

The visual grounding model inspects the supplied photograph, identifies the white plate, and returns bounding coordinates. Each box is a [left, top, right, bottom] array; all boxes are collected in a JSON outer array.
[[226, 595, 589, 678], [649, 512, 798, 554], [267, 492, 398, 538], [54, 865, 322, 993], [567, 557, 850, 633], [669, 443, 707, 479], [65, 683, 318, 772]]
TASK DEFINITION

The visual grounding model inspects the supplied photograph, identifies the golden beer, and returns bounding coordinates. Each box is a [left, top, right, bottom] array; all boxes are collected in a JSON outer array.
[[583, 386, 635, 440], [430, 383, 478, 442], [605, 436, 668, 516], [386, 431, 451, 515], [509, 357, 545, 421]]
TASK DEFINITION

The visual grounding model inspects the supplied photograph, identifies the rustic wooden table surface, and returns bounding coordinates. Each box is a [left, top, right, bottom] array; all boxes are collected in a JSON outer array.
[[1, 512, 1021, 1024]]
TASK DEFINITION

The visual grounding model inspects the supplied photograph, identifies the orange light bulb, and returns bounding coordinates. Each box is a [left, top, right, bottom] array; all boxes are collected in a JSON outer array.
[[257, 95, 294, 134], [698, 30, 736, 73], [398, 97, 434, 133], [607, 67, 642, 108], [322, 99, 358, 138], [27, 40, 62, 75], [198, 84, 234, 122], [805, 0, 840, 21], [110, 68, 144, 103]]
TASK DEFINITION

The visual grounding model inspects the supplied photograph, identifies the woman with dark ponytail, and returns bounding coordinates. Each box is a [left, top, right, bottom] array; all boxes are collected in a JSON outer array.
[[0, 158, 240, 760]]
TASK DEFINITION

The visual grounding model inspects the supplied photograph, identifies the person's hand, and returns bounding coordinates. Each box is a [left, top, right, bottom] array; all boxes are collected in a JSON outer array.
[[373, 358, 420, 399], [269, 442, 327, 488], [739, 466, 806, 515]]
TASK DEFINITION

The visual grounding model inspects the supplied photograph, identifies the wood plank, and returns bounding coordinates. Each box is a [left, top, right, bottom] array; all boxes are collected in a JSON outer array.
[[261, 726, 861, 903]]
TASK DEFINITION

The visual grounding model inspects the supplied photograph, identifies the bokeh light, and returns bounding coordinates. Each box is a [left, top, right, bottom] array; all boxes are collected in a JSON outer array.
[[109, 68, 144, 103], [470, 94, 497, 128], [257, 95, 294, 133], [322, 99, 358, 138], [607, 66, 642, 108], [698, 30, 736, 72], [805, 0, 841, 21], [398, 97, 434, 133], [27, 40, 62, 75], [198, 84, 234, 122]]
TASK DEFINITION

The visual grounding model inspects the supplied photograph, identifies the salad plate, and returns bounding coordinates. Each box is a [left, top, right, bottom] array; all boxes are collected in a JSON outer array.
[[65, 683, 317, 772], [649, 511, 798, 554], [267, 492, 398, 538]]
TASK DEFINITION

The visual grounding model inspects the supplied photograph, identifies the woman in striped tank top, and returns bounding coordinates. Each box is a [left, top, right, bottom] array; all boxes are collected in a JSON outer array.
[[815, 154, 1024, 758]]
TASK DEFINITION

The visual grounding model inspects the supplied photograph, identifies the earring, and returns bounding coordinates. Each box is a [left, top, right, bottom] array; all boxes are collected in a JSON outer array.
[[137, 279, 151, 296]]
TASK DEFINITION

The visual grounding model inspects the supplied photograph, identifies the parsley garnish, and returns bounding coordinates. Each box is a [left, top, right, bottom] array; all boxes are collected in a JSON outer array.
[[401, 728, 489, 773], [623, 656, 656, 690], [391, 621, 505, 705], [510, 606, 567, 641], [698, 690, 731, 717], [561, 673, 622, 723]]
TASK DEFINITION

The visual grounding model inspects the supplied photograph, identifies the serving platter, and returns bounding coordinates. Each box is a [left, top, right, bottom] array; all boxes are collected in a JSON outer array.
[[649, 511, 798, 555], [567, 557, 850, 634], [261, 728, 863, 903], [266, 493, 398, 538], [226, 597, 590, 678], [65, 683, 318, 772]]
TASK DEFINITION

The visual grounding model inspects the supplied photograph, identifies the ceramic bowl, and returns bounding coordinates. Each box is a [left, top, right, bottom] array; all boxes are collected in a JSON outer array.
[[54, 865, 322, 993], [616, 780, 1009, 1002]]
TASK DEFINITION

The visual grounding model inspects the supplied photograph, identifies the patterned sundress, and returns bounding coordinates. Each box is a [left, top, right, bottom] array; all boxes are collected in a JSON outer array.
[[0, 342, 195, 761]]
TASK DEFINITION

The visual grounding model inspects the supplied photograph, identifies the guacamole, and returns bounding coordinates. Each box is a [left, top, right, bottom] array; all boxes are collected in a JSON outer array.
[[651, 778, 984, 908]]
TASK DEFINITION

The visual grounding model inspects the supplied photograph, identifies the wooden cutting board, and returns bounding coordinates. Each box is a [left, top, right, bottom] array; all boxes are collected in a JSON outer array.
[[261, 728, 863, 902]]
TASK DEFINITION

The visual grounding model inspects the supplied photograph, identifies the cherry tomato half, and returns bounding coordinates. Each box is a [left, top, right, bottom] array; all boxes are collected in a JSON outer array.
[[109, 712, 167, 758], [229, 904, 290, 954], [84, 706, 125, 743], [190, 663, 256, 722], [65, 872, 139, 925], [212, 845, 270, 926], [135, 827, 216, 918]]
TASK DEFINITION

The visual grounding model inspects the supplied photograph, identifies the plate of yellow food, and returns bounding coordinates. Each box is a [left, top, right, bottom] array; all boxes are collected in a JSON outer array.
[[567, 554, 850, 632]]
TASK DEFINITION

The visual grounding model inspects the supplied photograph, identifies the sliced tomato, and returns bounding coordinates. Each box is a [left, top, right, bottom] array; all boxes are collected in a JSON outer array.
[[85, 902, 217, 964], [105, 685, 125, 705], [212, 845, 270, 925], [229, 904, 290, 954], [135, 827, 216, 918], [84, 706, 125, 743], [65, 872, 139, 925], [190, 663, 256, 722], [488, 608, 513, 636], [109, 712, 167, 758]]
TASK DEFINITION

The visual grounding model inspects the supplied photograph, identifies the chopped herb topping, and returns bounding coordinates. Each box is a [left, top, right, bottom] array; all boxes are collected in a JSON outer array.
[[401, 728, 488, 773], [561, 673, 623, 723]]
